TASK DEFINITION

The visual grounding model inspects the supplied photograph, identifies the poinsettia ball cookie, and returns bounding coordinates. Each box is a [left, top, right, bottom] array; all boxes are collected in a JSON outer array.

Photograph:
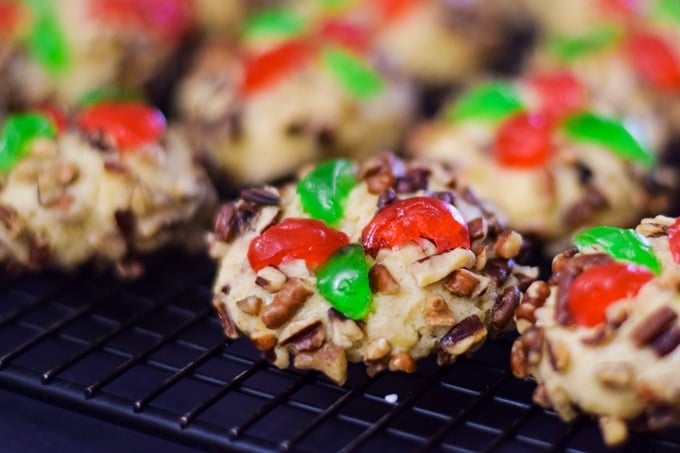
[[209, 154, 537, 385], [512, 217, 680, 445], [409, 79, 672, 246], [0, 100, 216, 276], [527, 0, 680, 140], [0, 0, 193, 107], [176, 29, 415, 186], [289, 0, 532, 85]]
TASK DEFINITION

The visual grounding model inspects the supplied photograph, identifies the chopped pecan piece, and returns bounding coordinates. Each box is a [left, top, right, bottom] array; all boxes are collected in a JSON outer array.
[[261, 279, 313, 329], [213, 298, 239, 339], [255, 266, 287, 292], [439, 315, 487, 356], [251, 332, 277, 351], [492, 286, 520, 329], [369, 263, 400, 294], [364, 338, 391, 362], [444, 269, 479, 297], [236, 296, 263, 316], [493, 230, 523, 259], [631, 307, 678, 346], [546, 339, 570, 372], [467, 217, 487, 241], [389, 352, 416, 373], [240, 187, 281, 206], [594, 362, 634, 389], [280, 320, 325, 354], [294, 343, 348, 386], [425, 294, 456, 327], [411, 248, 475, 287], [599, 416, 628, 446]]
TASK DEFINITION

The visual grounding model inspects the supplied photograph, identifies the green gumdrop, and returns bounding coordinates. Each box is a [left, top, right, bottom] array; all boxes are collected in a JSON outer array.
[[573, 226, 662, 274], [0, 113, 57, 172], [297, 159, 356, 226], [321, 46, 384, 99], [315, 0, 352, 11], [244, 8, 306, 40], [562, 112, 654, 167], [316, 244, 372, 319], [654, 0, 680, 24], [78, 87, 144, 106], [25, 0, 70, 73], [447, 82, 523, 123], [547, 26, 619, 62]]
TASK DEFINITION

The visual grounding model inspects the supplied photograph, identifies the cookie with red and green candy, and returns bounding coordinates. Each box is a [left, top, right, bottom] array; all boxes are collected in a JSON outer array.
[[209, 153, 538, 385], [528, 0, 680, 143], [0, 0, 196, 109], [408, 77, 673, 247], [283, 0, 534, 86], [0, 96, 216, 276], [175, 8, 415, 187], [511, 217, 680, 446]]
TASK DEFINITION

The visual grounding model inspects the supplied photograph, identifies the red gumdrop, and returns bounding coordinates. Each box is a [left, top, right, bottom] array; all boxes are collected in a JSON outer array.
[[373, 0, 419, 22], [598, 0, 641, 17], [318, 19, 370, 53], [568, 262, 653, 327], [668, 217, 680, 264], [32, 102, 69, 133], [248, 218, 350, 271], [528, 71, 587, 121], [494, 112, 554, 168], [241, 41, 312, 95], [77, 101, 166, 150], [361, 196, 470, 257], [0, 1, 21, 38], [625, 31, 680, 92], [90, 0, 193, 42]]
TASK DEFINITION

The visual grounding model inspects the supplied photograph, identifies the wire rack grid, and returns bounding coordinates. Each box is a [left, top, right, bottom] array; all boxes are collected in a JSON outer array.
[[0, 252, 679, 452]]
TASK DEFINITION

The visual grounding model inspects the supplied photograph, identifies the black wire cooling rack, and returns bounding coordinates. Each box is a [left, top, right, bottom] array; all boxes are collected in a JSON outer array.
[[1, 251, 679, 452]]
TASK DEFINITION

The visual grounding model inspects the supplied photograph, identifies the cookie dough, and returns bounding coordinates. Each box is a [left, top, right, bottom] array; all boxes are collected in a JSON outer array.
[[176, 40, 415, 186], [209, 154, 537, 385], [512, 216, 680, 445], [409, 80, 673, 246], [0, 101, 216, 276]]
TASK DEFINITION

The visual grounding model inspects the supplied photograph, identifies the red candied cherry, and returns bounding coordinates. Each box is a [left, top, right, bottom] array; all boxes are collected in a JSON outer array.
[[361, 196, 470, 257], [598, 0, 641, 17], [568, 262, 653, 327], [373, 0, 419, 22], [241, 41, 313, 95], [77, 101, 166, 150], [0, 0, 22, 38], [90, 0, 193, 42], [318, 19, 370, 53], [625, 31, 680, 92], [528, 71, 587, 122], [494, 112, 554, 168], [248, 218, 350, 271], [32, 102, 68, 133], [668, 217, 680, 264]]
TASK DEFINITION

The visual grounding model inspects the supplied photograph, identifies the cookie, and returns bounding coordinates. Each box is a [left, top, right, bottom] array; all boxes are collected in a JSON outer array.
[[409, 79, 673, 246], [512, 216, 680, 446], [289, 0, 533, 85], [527, 0, 680, 142], [176, 38, 414, 185], [0, 100, 216, 276], [0, 0, 193, 108], [209, 154, 537, 385]]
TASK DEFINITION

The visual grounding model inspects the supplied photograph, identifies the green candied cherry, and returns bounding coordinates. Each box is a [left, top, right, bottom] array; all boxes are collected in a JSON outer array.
[[297, 159, 357, 226], [316, 244, 372, 319], [243, 8, 306, 41], [547, 26, 620, 62], [447, 82, 523, 123], [654, 0, 680, 24], [562, 112, 655, 167], [321, 46, 384, 99], [573, 226, 662, 274], [0, 113, 57, 172], [24, 0, 70, 73]]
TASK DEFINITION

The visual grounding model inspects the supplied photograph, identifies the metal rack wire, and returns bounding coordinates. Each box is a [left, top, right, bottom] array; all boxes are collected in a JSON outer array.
[[1, 252, 679, 452]]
